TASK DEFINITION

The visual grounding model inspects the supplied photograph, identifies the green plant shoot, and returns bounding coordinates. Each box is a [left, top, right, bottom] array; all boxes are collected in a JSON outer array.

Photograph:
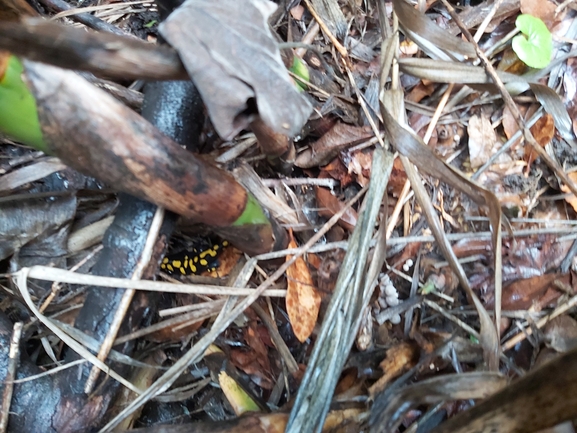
[[0, 55, 47, 152], [512, 14, 553, 69], [289, 57, 310, 92]]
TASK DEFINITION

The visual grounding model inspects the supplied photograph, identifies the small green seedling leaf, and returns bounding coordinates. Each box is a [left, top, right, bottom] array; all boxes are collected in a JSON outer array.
[[0, 55, 47, 152], [512, 14, 552, 69], [289, 57, 309, 92]]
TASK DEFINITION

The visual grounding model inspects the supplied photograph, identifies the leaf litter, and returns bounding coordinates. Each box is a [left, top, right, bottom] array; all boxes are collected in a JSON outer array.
[[2, 0, 577, 431]]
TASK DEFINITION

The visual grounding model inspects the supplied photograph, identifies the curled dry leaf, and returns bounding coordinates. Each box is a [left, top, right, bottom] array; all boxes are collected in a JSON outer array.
[[285, 230, 321, 342], [295, 122, 373, 169], [160, 0, 312, 140]]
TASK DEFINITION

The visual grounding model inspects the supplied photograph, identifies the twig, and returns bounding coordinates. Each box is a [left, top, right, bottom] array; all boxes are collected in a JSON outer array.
[[16, 266, 287, 297], [0, 322, 22, 433], [37, 0, 127, 35], [502, 292, 577, 351], [302, 0, 348, 58]]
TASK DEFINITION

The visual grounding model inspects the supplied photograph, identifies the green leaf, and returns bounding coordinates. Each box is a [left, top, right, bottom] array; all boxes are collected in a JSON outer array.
[[0, 55, 48, 152], [232, 193, 269, 226], [289, 57, 309, 92], [512, 14, 552, 69]]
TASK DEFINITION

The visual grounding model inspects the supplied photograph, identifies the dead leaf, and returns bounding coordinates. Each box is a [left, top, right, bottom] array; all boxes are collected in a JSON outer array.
[[561, 172, 577, 212], [467, 114, 498, 169], [520, 0, 556, 27], [230, 348, 274, 389], [295, 122, 373, 169], [285, 230, 321, 342], [393, 0, 477, 61], [496, 274, 561, 311], [525, 113, 555, 167], [544, 315, 577, 353], [315, 186, 358, 231], [343, 148, 374, 187], [368, 341, 419, 397], [320, 158, 356, 187], [160, 0, 312, 140]]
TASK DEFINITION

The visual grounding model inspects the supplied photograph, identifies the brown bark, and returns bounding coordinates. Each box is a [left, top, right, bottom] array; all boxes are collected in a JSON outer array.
[[0, 0, 37, 21], [0, 19, 186, 81], [24, 60, 246, 227]]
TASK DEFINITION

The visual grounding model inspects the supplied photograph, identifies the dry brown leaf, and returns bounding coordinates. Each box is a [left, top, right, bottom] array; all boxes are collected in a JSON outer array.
[[295, 122, 373, 169], [368, 341, 419, 397], [525, 113, 555, 168], [467, 114, 498, 168], [544, 315, 577, 353], [315, 186, 358, 231], [561, 172, 577, 212], [530, 113, 555, 147], [520, 0, 556, 27], [285, 230, 321, 342], [496, 274, 561, 311]]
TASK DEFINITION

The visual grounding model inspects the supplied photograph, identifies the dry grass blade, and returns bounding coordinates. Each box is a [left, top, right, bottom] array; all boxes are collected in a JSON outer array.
[[14, 269, 142, 394], [393, 0, 476, 61], [286, 148, 394, 432], [370, 372, 506, 432], [100, 172, 370, 432], [0, 157, 66, 192], [18, 266, 286, 297], [398, 58, 525, 86], [381, 89, 501, 369]]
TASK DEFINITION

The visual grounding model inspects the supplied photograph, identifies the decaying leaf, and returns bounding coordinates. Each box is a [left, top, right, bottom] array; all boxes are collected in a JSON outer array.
[[467, 114, 498, 169], [160, 0, 312, 140], [295, 122, 373, 169], [544, 315, 577, 353], [285, 230, 321, 342], [368, 341, 419, 397], [561, 172, 577, 212], [315, 186, 358, 231]]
